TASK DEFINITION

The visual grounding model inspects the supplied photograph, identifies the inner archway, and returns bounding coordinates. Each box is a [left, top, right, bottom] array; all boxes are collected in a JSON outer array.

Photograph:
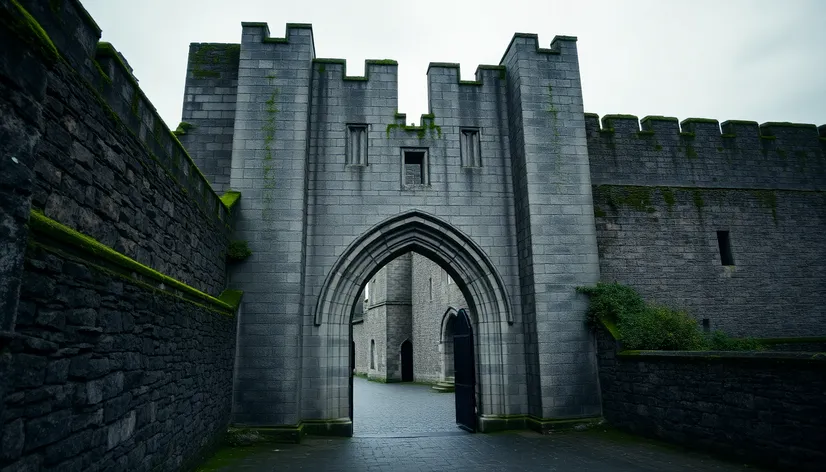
[[440, 308, 458, 381], [311, 211, 514, 435]]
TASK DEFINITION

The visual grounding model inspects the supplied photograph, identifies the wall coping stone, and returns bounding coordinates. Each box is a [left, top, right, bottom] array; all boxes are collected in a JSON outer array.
[[618, 350, 825, 363], [28, 210, 237, 315]]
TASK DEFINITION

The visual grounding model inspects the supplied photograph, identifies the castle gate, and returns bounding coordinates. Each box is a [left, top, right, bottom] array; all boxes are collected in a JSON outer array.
[[180, 23, 603, 435]]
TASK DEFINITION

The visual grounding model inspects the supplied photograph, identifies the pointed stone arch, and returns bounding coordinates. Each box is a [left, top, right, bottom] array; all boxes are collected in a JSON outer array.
[[313, 211, 514, 328], [310, 210, 514, 425], [439, 306, 458, 344]]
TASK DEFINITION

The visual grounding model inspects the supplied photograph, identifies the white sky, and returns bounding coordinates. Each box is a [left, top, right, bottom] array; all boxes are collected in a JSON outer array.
[[81, 0, 825, 130]]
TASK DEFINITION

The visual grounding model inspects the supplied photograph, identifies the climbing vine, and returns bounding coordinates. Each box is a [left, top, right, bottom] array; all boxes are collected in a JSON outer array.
[[262, 74, 278, 222]]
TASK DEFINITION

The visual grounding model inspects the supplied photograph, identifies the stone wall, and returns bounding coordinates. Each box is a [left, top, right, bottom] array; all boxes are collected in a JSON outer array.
[[1, 238, 236, 472], [596, 327, 826, 471], [12, 0, 232, 297], [585, 114, 826, 190], [352, 255, 413, 382], [1, 2, 239, 471], [178, 43, 240, 194], [411, 254, 467, 383], [587, 114, 826, 337]]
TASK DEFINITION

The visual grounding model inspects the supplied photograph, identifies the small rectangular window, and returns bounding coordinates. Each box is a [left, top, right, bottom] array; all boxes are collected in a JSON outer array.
[[460, 128, 481, 167], [716, 231, 734, 266], [346, 124, 368, 166], [702, 319, 711, 333], [402, 149, 428, 186]]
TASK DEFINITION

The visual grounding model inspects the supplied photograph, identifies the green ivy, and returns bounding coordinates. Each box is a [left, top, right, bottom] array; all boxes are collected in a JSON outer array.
[[578, 282, 761, 351]]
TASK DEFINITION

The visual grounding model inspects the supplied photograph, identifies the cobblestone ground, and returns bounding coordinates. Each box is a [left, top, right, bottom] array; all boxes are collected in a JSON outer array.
[[198, 379, 766, 471], [353, 377, 458, 436], [197, 430, 765, 472]]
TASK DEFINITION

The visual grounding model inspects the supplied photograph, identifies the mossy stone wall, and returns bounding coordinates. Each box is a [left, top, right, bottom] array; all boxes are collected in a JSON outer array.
[[0, 244, 236, 471], [596, 326, 826, 471], [592, 185, 826, 337]]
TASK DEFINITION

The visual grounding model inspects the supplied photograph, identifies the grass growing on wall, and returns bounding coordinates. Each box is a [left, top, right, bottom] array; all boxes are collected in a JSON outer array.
[[578, 282, 762, 351]]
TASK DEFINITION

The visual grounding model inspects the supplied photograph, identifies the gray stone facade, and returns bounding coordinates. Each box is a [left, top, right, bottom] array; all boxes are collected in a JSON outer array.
[[175, 22, 825, 434], [212, 22, 604, 431]]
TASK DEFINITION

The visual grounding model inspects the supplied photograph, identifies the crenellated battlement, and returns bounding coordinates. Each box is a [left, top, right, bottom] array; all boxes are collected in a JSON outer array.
[[499, 32, 578, 64], [240, 22, 315, 57], [588, 113, 825, 145], [426, 62, 507, 87], [586, 113, 826, 190], [313, 57, 398, 82]]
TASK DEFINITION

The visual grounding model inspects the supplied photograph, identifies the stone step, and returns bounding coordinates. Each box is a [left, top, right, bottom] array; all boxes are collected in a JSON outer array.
[[431, 381, 455, 393]]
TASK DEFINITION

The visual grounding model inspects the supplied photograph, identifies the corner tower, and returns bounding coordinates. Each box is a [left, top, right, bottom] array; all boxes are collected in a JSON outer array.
[[501, 34, 602, 420]]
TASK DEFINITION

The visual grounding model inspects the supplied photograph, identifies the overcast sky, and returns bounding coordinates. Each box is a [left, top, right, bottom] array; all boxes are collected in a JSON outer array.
[[81, 0, 825, 131]]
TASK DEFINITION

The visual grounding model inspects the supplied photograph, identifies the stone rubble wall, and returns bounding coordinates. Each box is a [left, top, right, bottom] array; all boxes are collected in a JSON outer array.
[[596, 327, 826, 471], [1, 243, 236, 472]]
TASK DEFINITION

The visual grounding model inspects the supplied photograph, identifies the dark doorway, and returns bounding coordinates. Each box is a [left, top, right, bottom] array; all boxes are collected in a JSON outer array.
[[453, 308, 476, 432], [400, 340, 413, 382]]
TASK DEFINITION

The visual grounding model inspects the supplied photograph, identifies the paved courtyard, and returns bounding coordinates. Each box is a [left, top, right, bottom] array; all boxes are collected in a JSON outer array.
[[198, 379, 767, 471], [353, 376, 459, 436]]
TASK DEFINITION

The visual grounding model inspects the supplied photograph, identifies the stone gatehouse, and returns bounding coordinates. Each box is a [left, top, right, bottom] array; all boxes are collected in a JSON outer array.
[[172, 21, 826, 436]]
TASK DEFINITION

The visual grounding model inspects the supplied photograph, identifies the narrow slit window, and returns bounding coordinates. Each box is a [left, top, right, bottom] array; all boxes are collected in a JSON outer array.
[[346, 124, 368, 166], [460, 128, 481, 167], [402, 149, 427, 186], [370, 340, 376, 369], [429, 277, 433, 301], [716, 231, 734, 266]]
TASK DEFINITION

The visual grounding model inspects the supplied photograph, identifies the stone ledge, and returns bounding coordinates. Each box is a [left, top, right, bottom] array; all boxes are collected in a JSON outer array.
[[618, 350, 825, 363], [28, 210, 237, 316], [479, 415, 604, 433]]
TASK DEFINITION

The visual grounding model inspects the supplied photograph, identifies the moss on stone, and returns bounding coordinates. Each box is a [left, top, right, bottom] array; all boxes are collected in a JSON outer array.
[[641, 115, 679, 123], [654, 144, 663, 151], [636, 130, 655, 137], [93, 60, 112, 85], [4, 0, 60, 62], [681, 118, 719, 124], [227, 240, 252, 262], [367, 59, 398, 65], [220, 191, 241, 211], [679, 132, 696, 139], [761, 122, 819, 130], [29, 210, 233, 313], [760, 135, 777, 141], [752, 190, 778, 223], [594, 207, 607, 218], [173, 121, 196, 136], [386, 123, 399, 138], [721, 133, 736, 139], [660, 188, 676, 212], [692, 190, 704, 214], [601, 185, 655, 213], [130, 90, 141, 116], [218, 290, 244, 310]]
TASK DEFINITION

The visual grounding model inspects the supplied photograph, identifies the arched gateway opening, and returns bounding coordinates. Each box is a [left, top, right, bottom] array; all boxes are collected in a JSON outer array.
[[312, 211, 513, 436]]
